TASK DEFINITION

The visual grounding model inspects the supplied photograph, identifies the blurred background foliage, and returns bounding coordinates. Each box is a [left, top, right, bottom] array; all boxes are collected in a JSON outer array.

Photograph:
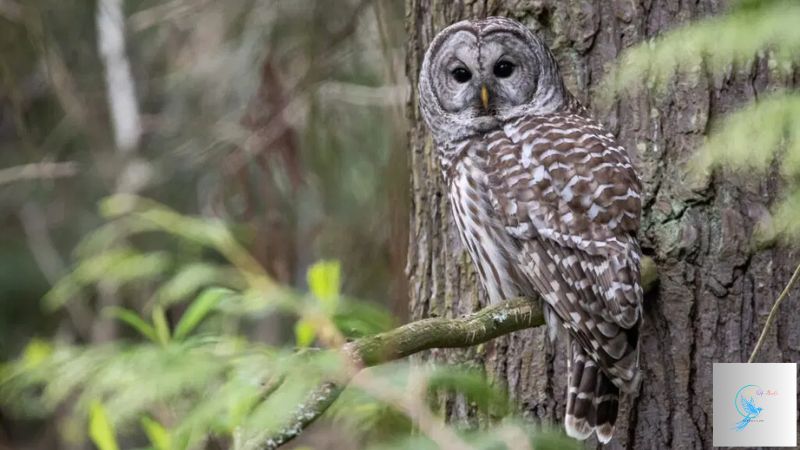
[[0, 0, 408, 360], [0, 0, 418, 448], [1, 193, 577, 450]]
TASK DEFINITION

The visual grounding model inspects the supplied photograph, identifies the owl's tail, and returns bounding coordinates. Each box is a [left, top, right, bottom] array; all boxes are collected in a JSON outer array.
[[564, 342, 619, 444]]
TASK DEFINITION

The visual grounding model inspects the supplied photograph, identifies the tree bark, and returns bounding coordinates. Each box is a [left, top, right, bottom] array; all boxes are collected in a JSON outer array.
[[405, 1, 799, 449]]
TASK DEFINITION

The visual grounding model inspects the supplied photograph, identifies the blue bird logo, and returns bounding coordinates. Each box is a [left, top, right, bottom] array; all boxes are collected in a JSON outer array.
[[733, 384, 764, 431]]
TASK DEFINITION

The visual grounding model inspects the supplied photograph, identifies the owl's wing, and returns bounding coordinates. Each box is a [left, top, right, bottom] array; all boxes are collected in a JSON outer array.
[[485, 113, 643, 386]]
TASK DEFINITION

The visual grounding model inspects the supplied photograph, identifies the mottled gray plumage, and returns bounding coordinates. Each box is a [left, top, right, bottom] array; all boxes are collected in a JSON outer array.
[[418, 17, 643, 443]]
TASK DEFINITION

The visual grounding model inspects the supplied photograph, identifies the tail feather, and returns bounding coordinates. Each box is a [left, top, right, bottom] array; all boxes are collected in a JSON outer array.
[[594, 374, 619, 444], [565, 342, 620, 444]]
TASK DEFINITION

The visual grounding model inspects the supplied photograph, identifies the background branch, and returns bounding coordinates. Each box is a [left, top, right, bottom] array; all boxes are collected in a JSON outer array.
[[0, 161, 78, 186]]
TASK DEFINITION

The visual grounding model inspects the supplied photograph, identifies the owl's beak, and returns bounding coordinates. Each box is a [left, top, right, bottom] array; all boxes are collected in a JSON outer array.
[[480, 85, 490, 112]]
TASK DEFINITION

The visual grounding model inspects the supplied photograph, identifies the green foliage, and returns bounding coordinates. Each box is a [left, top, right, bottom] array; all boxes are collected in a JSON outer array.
[[45, 247, 172, 310], [141, 416, 173, 450], [604, 0, 800, 98], [155, 264, 243, 307], [690, 92, 800, 244], [1, 334, 335, 447], [693, 93, 800, 175], [294, 319, 317, 348], [0, 198, 574, 449], [333, 300, 396, 338], [89, 401, 120, 450], [307, 260, 341, 313], [20, 338, 54, 368], [173, 287, 232, 340], [1, 0, 407, 447], [106, 307, 159, 342], [767, 189, 800, 243], [604, 0, 800, 243]]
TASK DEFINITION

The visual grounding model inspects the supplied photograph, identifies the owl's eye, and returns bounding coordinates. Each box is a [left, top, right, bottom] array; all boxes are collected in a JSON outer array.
[[493, 60, 515, 78], [451, 67, 472, 83]]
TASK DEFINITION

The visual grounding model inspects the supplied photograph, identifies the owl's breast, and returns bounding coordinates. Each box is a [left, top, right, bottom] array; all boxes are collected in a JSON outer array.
[[448, 152, 530, 303]]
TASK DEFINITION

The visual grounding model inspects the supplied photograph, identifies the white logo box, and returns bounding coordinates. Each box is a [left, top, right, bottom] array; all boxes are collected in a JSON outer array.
[[713, 363, 797, 447]]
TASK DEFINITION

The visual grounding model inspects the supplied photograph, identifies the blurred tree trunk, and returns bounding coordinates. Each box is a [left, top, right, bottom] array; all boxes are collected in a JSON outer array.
[[405, 1, 799, 449]]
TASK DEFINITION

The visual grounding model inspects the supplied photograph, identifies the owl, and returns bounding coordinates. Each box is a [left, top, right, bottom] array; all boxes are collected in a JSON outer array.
[[418, 17, 642, 443]]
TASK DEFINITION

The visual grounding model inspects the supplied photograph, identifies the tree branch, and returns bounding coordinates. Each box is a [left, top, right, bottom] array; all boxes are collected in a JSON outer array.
[[350, 296, 544, 366], [748, 260, 800, 363], [0, 161, 78, 186], [263, 257, 659, 449], [262, 297, 544, 449]]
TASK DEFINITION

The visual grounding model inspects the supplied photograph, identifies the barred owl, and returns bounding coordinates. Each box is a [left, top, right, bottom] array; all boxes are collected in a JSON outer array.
[[418, 17, 642, 443]]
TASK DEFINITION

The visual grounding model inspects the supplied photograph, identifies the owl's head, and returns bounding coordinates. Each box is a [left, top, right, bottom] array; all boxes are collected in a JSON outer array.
[[419, 17, 567, 144]]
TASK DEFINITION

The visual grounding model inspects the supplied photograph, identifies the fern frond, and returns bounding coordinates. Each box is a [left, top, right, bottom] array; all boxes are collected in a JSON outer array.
[[602, 0, 800, 99]]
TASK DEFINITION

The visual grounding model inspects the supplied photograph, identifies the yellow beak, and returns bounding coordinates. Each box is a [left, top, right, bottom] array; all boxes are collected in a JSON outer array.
[[480, 85, 490, 112]]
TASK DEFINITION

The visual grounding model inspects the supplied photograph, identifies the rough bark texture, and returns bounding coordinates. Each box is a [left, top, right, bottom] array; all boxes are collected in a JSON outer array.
[[405, 1, 799, 449]]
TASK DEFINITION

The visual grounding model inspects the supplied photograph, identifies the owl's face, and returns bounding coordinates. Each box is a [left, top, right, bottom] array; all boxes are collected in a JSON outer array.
[[419, 17, 567, 144]]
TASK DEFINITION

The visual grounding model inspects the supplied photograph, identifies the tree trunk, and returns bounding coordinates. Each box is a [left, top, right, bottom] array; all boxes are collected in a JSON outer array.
[[405, 1, 799, 449]]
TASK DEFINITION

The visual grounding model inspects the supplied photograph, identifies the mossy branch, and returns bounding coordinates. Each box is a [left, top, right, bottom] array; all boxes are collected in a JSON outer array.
[[350, 296, 545, 365], [262, 257, 659, 449]]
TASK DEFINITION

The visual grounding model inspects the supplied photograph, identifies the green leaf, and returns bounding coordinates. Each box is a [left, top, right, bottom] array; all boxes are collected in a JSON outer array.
[[172, 429, 192, 450], [155, 263, 241, 306], [173, 288, 230, 340], [43, 247, 171, 311], [89, 401, 119, 450], [99, 194, 139, 217], [76, 248, 171, 287], [333, 299, 394, 338], [74, 219, 157, 259], [20, 338, 53, 367], [105, 307, 158, 342], [152, 306, 171, 345], [42, 274, 82, 311], [307, 260, 340, 312], [141, 417, 171, 450], [294, 319, 316, 348]]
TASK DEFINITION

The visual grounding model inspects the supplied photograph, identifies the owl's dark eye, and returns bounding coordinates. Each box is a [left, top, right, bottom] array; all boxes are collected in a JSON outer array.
[[451, 67, 472, 83], [493, 60, 515, 78]]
